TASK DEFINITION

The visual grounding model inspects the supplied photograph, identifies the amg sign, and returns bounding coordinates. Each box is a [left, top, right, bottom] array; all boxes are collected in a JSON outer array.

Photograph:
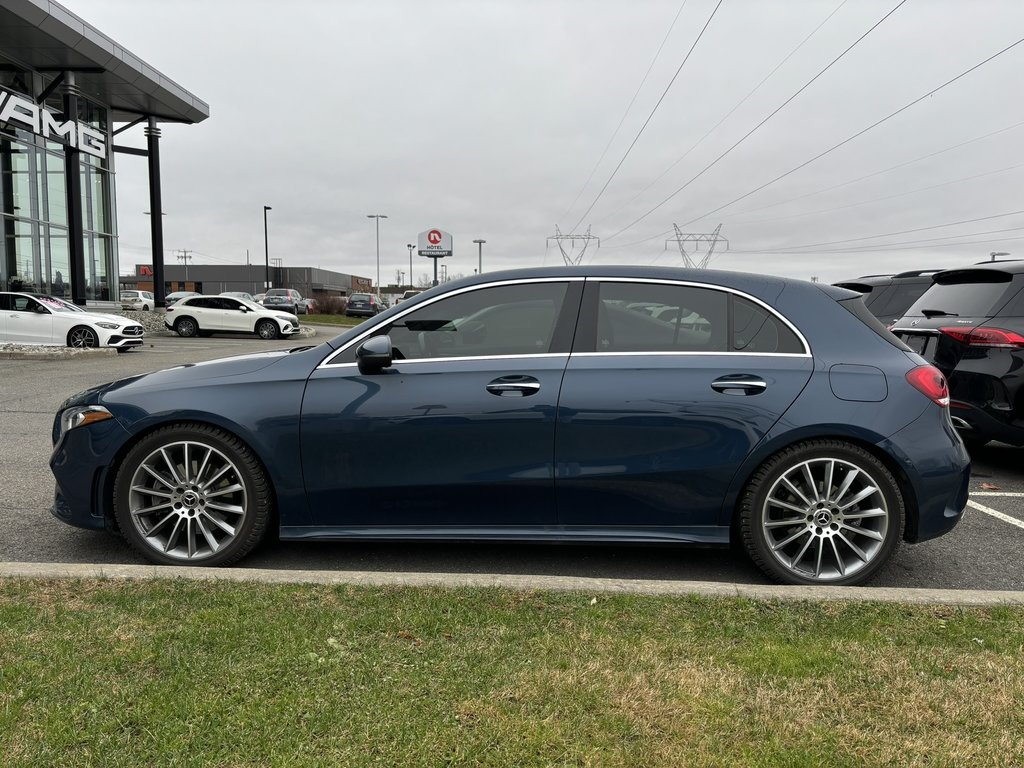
[[0, 88, 107, 159]]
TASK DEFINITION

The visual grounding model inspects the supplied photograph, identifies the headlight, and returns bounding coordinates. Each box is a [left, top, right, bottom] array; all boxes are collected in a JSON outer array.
[[96, 322, 120, 330], [59, 405, 113, 439]]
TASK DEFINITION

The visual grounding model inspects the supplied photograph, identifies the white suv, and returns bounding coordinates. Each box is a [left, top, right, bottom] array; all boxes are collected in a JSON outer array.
[[165, 295, 301, 339]]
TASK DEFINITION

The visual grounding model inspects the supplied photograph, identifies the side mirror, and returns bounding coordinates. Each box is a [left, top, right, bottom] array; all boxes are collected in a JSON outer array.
[[356, 335, 393, 374]]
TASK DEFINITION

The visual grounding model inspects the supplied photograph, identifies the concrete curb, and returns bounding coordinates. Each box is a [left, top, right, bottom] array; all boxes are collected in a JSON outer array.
[[0, 347, 118, 360], [1, 562, 1022, 605]]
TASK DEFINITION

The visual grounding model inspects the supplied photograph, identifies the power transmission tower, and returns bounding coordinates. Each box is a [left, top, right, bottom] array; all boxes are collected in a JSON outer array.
[[665, 223, 726, 268], [546, 225, 600, 266]]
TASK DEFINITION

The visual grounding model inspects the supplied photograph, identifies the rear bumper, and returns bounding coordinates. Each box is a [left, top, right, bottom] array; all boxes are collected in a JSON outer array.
[[881, 410, 970, 542], [949, 399, 1024, 446]]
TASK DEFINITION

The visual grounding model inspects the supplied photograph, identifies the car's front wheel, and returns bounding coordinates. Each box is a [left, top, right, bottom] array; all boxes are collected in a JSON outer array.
[[255, 319, 279, 340], [67, 326, 98, 348], [174, 317, 198, 337], [113, 425, 272, 566], [739, 440, 903, 586]]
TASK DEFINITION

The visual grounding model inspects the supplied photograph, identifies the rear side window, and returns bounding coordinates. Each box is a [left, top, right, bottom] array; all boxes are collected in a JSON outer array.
[[904, 270, 1016, 318], [733, 296, 804, 353], [840, 297, 912, 351]]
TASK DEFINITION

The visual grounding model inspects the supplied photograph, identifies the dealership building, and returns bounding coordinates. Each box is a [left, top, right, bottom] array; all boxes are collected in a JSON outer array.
[[1, 0, 207, 306]]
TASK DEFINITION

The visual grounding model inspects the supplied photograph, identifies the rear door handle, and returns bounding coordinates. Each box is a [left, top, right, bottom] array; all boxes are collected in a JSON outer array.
[[486, 375, 541, 397], [711, 375, 768, 395]]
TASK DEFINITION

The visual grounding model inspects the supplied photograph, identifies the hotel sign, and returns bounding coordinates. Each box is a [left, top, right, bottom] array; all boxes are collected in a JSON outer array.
[[0, 88, 107, 159]]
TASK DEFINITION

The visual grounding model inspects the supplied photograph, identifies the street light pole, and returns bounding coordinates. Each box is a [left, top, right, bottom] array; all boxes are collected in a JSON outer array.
[[367, 214, 388, 290], [406, 243, 414, 288], [263, 205, 272, 290], [473, 239, 486, 274]]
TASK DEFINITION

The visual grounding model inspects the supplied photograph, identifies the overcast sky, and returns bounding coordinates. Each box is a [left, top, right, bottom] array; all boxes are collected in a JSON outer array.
[[70, 0, 1024, 285]]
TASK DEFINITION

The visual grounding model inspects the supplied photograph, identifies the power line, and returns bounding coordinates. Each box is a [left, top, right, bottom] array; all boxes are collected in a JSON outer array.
[[603, 0, 910, 242], [671, 35, 1024, 232], [569, 0, 725, 232], [594, 0, 849, 228], [734, 227, 1024, 255], [731, 161, 1024, 227], [723, 118, 1024, 220], [732, 208, 1024, 251], [558, 0, 689, 225]]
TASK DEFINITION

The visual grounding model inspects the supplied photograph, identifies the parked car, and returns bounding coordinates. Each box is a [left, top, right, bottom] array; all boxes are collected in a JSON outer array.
[[261, 288, 303, 314], [297, 297, 317, 315], [891, 260, 1024, 447], [345, 292, 385, 317], [220, 291, 256, 303], [396, 289, 421, 304], [0, 291, 144, 350], [164, 291, 198, 307], [120, 290, 154, 311], [48, 266, 968, 585], [833, 270, 939, 326], [165, 295, 302, 339]]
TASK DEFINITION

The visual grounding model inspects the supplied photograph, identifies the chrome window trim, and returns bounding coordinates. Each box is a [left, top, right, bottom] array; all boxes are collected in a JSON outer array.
[[588, 276, 812, 357], [317, 277, 584, 369], [570, 351, 811, 359], [317, 353, 571, 370], [316, 274, 812, 369]]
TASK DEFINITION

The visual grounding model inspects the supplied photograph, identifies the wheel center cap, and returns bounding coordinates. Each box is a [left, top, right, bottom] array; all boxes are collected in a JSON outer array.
[[182, 491, 200, 508], [814, 510, 834, 526]]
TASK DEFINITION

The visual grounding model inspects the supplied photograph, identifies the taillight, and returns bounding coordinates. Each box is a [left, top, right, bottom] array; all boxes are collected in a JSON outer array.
[[905, 365, 949, 407], [939, 327, 1024, 348]]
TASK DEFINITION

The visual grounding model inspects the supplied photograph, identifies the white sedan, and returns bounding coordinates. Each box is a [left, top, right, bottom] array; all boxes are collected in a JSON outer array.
[[0, 292, 145, 350], [165, 295, 301, 339]]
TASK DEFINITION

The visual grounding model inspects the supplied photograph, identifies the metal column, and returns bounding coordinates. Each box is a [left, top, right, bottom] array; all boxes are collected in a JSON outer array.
[[145, 118, 166, 307], [62, 72, 87, 306]]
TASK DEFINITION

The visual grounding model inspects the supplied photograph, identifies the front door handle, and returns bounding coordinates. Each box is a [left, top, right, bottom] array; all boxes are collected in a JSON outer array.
[[486, 375, 541, 397], [711, 374, 768, 395]]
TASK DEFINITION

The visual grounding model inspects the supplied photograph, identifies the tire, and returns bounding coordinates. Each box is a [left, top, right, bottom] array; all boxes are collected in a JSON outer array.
[[67, 326, 99, 348], [113, 424, 272, 566], [739, 440, 904, 586], [142, 305, 150, 311], [256, 319, 279, 340], [174, 317, 199, 338]]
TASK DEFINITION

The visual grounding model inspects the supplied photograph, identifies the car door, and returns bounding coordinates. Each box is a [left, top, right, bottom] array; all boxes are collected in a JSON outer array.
[[217, 297, 252, 331], [555, 278, 813, 529], [296, 279, 583, 530], [6, 294, 55, 344]]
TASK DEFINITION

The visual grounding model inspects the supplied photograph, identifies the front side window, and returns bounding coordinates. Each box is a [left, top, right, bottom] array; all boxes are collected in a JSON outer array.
[[335, 282, 570, 363]]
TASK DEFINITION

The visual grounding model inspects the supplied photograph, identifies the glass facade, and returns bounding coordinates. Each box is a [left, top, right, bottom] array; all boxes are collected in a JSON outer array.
[[0, 67, 117, 301]]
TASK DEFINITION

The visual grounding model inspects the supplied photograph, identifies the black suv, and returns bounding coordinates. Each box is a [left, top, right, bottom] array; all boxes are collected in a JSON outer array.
[[833, 269, 939, 326], [891, 261, 1024, 446]]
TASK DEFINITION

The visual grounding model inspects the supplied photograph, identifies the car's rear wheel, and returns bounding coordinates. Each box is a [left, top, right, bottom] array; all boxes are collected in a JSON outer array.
[[174, 317, 198, 337], [142, 304, 150, 311], [256, 319, 279, 339], [113, 425, 272, 566], [739, 440, 903, 586], [67, 326, 98, 348]]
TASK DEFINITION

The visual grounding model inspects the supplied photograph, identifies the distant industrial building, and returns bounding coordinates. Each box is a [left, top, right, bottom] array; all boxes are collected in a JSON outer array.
[[121, 263, 372, 301]]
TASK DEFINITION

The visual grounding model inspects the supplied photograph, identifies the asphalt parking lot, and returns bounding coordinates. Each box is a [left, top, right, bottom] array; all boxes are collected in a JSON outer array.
[[2, 329, 1023, 591]]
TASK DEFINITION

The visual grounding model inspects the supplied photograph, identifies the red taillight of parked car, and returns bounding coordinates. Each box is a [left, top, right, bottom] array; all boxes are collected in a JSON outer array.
[[939, 327, 1024, 348], [905, 365, 949, 408]]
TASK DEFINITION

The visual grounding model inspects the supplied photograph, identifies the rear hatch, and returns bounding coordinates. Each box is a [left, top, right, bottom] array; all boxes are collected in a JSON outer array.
[[892, 267, 1024, 374]]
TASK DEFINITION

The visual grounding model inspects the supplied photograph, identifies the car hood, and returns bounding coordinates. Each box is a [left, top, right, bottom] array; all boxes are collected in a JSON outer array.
[[60, 310, 142, 326]]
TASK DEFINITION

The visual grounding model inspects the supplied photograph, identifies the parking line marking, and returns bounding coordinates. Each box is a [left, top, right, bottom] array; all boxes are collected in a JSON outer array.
[[967, 500, 1024, 531], [970, 492, 1024, 497]]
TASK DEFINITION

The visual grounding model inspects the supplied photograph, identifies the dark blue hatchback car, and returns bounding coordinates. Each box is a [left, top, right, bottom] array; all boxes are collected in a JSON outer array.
[[50, 267, 969, 585]]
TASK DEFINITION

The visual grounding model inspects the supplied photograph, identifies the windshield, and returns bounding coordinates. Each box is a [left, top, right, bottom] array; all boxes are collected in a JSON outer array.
[[34, 295, 79, 313], [351, 294, 370, 301]]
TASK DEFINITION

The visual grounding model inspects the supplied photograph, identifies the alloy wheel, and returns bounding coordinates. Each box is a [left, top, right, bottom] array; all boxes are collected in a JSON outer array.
[[68, 327, 98, 348], [126, 440, 248, 561], [760, 457, 890, 582]]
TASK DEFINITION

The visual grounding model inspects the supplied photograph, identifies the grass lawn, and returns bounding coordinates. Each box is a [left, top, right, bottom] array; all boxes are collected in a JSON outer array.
[[1, 580, 1022, 767], [302, 314, 365, 328]]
